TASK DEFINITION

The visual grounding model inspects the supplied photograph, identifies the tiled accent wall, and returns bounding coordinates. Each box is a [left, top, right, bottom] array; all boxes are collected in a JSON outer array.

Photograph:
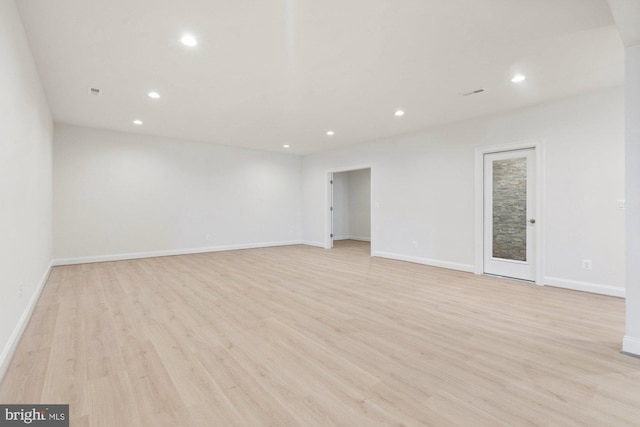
[[492, 158, 527, 261]]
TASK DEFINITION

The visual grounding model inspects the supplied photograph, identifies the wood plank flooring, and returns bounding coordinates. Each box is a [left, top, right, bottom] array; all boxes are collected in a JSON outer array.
[[1, 240, 639, 426]]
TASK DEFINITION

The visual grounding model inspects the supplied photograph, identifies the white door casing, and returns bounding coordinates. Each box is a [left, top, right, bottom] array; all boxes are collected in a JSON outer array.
[[329, 173, 334, 249]]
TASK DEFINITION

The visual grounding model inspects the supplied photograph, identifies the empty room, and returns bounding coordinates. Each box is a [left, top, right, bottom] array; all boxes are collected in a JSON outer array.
[[2, 0, 640, 425]]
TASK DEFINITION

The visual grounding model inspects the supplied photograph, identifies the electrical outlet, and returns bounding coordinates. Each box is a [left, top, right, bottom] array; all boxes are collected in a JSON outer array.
[[582, 259, 592, 270], [412, 241, 418, 248], [617, 200, 626, 210], [205, 233, 212, 241]]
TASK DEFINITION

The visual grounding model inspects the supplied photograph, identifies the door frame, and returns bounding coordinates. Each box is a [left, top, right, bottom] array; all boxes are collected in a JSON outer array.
[[474, 140, 545, 285], [325, 166, 373, 255]]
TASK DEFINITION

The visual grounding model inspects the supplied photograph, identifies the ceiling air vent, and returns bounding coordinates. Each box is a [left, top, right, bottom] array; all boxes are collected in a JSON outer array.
[[89, 87, 101, 96], [462, 88, 485, 97]]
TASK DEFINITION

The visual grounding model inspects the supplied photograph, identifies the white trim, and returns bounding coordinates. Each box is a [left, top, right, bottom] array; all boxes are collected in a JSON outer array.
[[348, 236, 371, 242], [544, 276, 625, 298], [622, 335, 640, 357], [334, 236, 371, 242], [53, 240, 304, 266], [301, 240, 325, 248], [0, 262, 53, 382], [372, 250, 475, 273], [474, 139, 545, 285]]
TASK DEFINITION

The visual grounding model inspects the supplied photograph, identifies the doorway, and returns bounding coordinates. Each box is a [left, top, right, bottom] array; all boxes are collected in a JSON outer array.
[[483, 149, 536, 281], [326, 168, 372, 250], [475, 142, 543, 283]]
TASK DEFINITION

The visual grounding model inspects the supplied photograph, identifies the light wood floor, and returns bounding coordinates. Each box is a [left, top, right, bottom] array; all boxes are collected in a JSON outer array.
[[1, 241, 639, 426]]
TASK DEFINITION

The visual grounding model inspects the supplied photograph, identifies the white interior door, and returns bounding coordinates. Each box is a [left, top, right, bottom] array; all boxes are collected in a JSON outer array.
[[483, 149, 536, 281]]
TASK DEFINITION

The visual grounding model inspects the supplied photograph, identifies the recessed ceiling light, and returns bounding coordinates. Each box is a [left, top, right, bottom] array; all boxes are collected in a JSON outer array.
[[283, 144, 290, 148], [148, 91, 160, 99], [181, 34, 197, 47], [133, 120, 143, 125], [394, 110, 405, 117], [511, 74, 526, 83], [326, 131, 335, 136]]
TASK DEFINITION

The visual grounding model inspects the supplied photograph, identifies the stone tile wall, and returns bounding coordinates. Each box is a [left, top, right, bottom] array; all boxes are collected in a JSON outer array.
[[492, 158, 527, 261]]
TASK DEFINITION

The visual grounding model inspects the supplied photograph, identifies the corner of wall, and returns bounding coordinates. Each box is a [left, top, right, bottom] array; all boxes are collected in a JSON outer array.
[[0, 263, 53, 382]]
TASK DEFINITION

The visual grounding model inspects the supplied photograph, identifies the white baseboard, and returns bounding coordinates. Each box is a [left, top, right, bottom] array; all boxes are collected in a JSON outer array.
[[301, 241, 325, 248], [347, 236, 371, 242], [623, 335, 640, 357], [0, 262, 53, 383], [372, 251, 475, 273], [543, 276, 625, 298], [334, 236, 371, 242], [53, 240, 304, 266]]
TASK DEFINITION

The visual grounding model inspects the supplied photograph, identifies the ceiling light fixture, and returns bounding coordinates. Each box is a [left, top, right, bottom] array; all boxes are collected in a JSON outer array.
[[394, 110, 405, 117], [283, 144, 290, 148], [511, 74, 526, 83], [326, 131, 335, 136], [133, 120, 143, 125], [148, 91, 160, 99], [181, 34, 198, 47]]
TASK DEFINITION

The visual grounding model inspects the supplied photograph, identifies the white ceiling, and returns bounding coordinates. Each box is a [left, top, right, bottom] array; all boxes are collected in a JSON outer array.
[[17, 0, 623, 155]]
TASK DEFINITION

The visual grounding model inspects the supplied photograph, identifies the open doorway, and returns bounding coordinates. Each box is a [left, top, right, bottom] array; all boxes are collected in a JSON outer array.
[[327, 168, 372, 251]]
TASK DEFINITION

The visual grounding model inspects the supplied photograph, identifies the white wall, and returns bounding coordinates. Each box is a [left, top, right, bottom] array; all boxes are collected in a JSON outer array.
[[53, 124, 302, 263], [348, 169, 371, 241], [625, 44, 640, 355], [332, 172, 351, 240], [302, 87, 625, 295], [0, 0, 53, 378]]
